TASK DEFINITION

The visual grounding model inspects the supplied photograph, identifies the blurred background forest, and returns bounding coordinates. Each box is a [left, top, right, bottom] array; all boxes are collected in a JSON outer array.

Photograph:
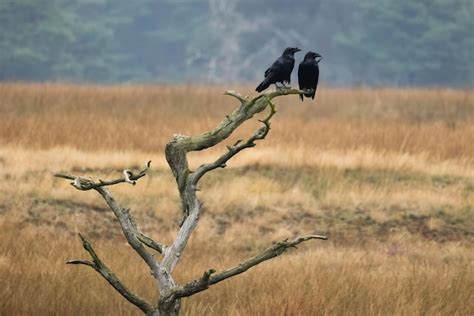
[[1, 0, 473, 86]]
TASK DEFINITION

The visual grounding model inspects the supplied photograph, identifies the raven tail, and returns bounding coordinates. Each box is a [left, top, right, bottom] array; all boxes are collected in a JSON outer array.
[[255, 79, 270, 92]]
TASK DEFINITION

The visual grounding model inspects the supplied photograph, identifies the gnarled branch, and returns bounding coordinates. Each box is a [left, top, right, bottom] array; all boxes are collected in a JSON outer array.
[[191, 99, 276, 184], [223, 90, 248, 104], [165, 89, 304, 187], [54, 161, 167, 255], [162, 89, 306, 273], [55, 161, 151, 190], [175, 235, 328, 298], [55, 162, 172, 295], [137, 232, 167, 254], [67, 234, 154, 314], [94, 186, 173, 295]]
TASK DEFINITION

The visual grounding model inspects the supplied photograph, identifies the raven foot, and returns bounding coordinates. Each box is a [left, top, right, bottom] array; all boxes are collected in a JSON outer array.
[[275, 83, 291, 91]]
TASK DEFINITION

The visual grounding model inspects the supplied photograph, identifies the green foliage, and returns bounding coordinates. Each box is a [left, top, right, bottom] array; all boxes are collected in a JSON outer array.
[[335, 0, 474, 86], [0, 0, 473, 86], [0, 0, 71, 80]]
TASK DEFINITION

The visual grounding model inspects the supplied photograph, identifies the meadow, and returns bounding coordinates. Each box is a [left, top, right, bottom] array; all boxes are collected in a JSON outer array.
[[0, 83, 473, 315]]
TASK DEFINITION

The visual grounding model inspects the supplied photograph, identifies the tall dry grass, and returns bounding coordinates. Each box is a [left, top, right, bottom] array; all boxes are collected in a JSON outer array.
[[0, 223, 472, 315], [0, 83, 473, 315], [1, 83, 473, 160]]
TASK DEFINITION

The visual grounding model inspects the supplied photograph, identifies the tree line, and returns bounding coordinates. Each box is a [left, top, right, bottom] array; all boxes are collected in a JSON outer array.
[[1, 0, 473, 86]]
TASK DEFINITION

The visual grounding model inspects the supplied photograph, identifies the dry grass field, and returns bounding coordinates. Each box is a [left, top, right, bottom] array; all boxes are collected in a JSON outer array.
[[0, 83, 473, 315]]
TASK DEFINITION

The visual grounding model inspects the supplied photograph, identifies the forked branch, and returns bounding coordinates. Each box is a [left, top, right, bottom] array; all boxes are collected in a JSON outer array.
[[54, 162, 166, 254], [191, 98, 277, 184], [165, 89, 304, 189], [162, 89, 307, 273], [55, 163, 171, 293]]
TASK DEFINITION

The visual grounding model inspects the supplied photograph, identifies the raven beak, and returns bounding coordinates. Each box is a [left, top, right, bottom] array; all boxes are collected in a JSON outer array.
[[316, 56, 323, 63], [295, 48, 302, 52]]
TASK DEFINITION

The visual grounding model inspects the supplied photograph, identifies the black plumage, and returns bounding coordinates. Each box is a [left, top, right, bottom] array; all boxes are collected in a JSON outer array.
[[255, 47, 301, 92], [298, 51, 322, 101]]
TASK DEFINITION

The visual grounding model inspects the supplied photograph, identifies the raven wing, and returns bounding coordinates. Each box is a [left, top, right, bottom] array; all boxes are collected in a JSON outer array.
[[264, 57, 284, 78], [256, 58, 284, 92]]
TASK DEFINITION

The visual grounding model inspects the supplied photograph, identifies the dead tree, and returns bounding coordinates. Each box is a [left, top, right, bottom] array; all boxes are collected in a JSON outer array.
[[55, 88, 327, 316]]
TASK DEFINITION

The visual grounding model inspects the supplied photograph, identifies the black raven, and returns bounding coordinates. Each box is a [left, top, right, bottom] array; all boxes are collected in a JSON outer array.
[[298, 51, 322, 101], [255, 47, 301, 92]]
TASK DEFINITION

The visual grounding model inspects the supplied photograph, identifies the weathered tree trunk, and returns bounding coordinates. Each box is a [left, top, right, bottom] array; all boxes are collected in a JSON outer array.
[[55, 88, 327, 315], [156, 297, 180, 316]]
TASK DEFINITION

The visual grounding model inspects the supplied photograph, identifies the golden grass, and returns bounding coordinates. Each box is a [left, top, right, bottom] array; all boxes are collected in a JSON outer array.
[[1, 83, 473, 315], [1, 225, 472, 315], [1, 83, 473, 160]]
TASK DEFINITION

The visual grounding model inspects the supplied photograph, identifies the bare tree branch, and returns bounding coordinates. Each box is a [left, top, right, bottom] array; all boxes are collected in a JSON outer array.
[[56, 88, 325, 315], [191, 98, 276, 184], [55, 162, 168, 256], [94, 186, 174, 295], [223, 90, 248, 104], [166, 89, 303, 162], [66, 259, 94, 267], [55, 163, 173, 295], [55, 161, 151, 190], [137, 232, 167, 254], [175, 235, 328, 298], [165, 89, 304, 190], [162, 88, 307, 274], [67, 234, 154, 314]]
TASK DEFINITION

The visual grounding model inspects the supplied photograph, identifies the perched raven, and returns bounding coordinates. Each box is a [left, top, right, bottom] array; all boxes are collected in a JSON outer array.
[[298, 51, 322, 101], [255, 47, 301, 92]]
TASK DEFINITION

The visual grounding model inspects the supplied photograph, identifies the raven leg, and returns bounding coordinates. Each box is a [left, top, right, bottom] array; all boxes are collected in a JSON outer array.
[[275, 82, 290, 91], [280, 82, 291, 89], [274, 83, 284, 91]]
